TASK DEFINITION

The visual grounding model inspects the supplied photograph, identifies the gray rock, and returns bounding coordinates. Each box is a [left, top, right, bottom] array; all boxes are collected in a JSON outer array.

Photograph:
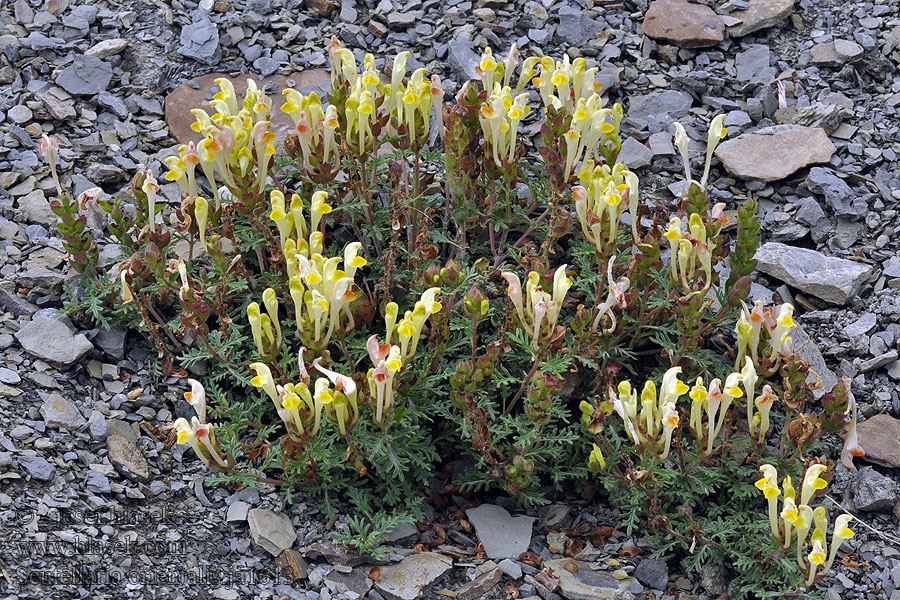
[[18, 190, 56, 225], [852, 467, 900, 512], [544, 559, 635, 600], [381, 523, 418, 542], [92, 327, 127, 359], [108, 433, 150, 482], [447, 38, 480, 82], [55, 55, 113, 96], [8, 105, 32, 124], [557, 5, 604, 47], [20, 455, 55, 481], [628, 90, 693, 122], [700, 562, 729, 595], [97, 91, 128, 118], [755, 242, 874, 304], [834, 39, 863, 62], [735, 45, 774, 83], [465, 504, 535, 560], [88, 411, 109, 440], [248, 508, 297, 555], [0, 367, 20, 385], [85, 470, 111, 494], [85, 38, 129, 59], [226, 500, 250, 522], [649, 131, 676, 156], [715, 125, 835, 182], [843, 313, 877, 339], [789, 326, 837, 399], [339, 0, 358, 22], [806, 168, 867, 218], [374, 553, 452, 600], [618, 137, 653, 169], [634, 559, 668, 591], [40, 394, 86, 430], [15, 316, 94, 366], [179, 18, 220, 61], [498, 558, 523, 579], [794, 197, 829, 241]]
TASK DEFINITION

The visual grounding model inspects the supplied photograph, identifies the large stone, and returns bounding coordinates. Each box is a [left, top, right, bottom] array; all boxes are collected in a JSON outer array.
[[179, 18, 219, 61], [806, 168, 867, 218], [557, 5, 605, 47], [788, 326, 837, 399], [628, 90, 693, 122], [374, 553, 452, 600], [852, 467, 899, 513], [545, 559, 635, 600], [15, 316, 94, 366], [857, 414, 900, 469], [165, 70, 330, 146], [247, 508, 297, 556], [465, 504, 535, 560], [40, 394, 86, 430], [641, 0, 724, 48], [18, 189, 56, 225], [714, 125, 835, 182], [618, 137, 653, 169], [728, 0, 794, 37], [55, 55, 113, 96], [447, 37, 480, 82], [754, 243, 873, 305], [107, 433, 150, 482], [634, 558, 668, 591], [20, 455, 55, 481], [735, 45, 774, 84]]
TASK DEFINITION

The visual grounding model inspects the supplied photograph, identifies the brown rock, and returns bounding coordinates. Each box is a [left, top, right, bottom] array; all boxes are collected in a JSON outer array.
[[164, 70, 330, 146], [275, 549, 309, 581], [107, 433, 150, 482], [714, 125, 835, 182], [641, 0, 725, 48], [810, 43, 841, 66], [305, 0, 337, 15], [457, 564, 502, 600], [36, 89, 77, 120], [728, 0, 794, 37], [857, 414, 900, 469]]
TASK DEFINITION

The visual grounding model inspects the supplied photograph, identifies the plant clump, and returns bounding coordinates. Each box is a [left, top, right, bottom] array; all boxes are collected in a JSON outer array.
[[44, 39, 861, 598]]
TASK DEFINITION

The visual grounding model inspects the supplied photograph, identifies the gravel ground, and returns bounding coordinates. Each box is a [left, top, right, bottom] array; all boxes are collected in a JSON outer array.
[[1, 0, 899, 598]]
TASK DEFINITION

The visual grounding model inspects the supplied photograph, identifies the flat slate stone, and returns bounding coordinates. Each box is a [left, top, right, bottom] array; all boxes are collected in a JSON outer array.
[[248, 508, 297, 556], [108, 433, 150, 482], [728, 0, 794, 37], [754, 242, 874, 305], [641, 0, 724, 48], [628, 90, 693, 121], [374, 553, 452, 600], [55, 55, 112, 95], [544, 559, 635, 600], [714, 125, 835, 182], [179, 18, 219, 61], [788, 326, 837, 399], [465, 504, 536, 560], [15, 316, 93, 366], [165, 70, 330, 146]]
